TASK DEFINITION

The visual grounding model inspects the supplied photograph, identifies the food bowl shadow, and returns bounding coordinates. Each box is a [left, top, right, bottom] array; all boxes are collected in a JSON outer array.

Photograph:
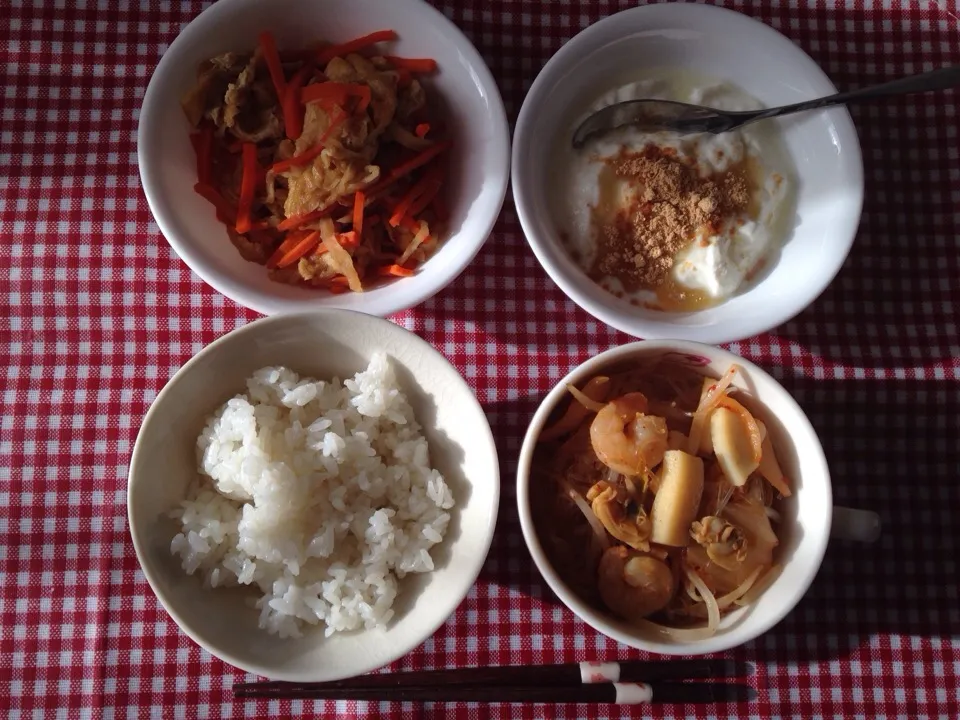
[[381, 360, 472, 628], [475, 394, 569, 605]]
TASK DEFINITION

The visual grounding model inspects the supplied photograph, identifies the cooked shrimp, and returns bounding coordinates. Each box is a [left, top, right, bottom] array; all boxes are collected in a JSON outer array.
[[597, 546, 673, 621], [590, 393, 668, 476]]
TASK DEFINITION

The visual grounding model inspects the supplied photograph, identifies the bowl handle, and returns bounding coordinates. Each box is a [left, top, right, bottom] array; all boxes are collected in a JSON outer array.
[[830, 506, 881, 543]]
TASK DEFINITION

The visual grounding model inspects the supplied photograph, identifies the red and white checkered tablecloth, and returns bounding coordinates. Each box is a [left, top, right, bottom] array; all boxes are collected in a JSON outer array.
[[2, 0, 959, 717]]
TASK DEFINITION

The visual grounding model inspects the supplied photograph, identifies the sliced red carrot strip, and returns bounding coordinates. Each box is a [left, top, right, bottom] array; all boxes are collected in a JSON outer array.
[[277, 202, 337, 231], [301, 82, 371, 113], [259, 31, 286, 100], [313, 230, 359, 256], [301, 82, 350, 106], [235, 143, 258, 233], [273, 230, 321, 268], [271, 107, 347, 174], [193, 182, 237, 225], [377, 263, 415, 277], [408, 162, 445, 212], [388, 194, 417, 228], [283, 64, 313, 140], [395, 68, 412, 88], [388, 161, 444, 227], [326, 275, 352, 293], [383, 56, 437, 73], [384, 140, 451, 184], [266, 232, 307, 269], [407, 178, 442, 218], [397, 214, 421, 233], [315, 30, 398, 66], [388, 183, 425, 228], [352, 191, 365, 236], [271, 143, 325, 174], [366, 140, 452, 199]]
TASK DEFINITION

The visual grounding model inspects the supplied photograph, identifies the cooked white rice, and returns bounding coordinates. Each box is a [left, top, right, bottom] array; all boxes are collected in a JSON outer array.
[[169, 352, 454, 638]]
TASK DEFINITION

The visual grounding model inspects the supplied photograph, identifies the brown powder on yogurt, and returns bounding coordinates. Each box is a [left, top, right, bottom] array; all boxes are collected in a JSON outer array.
[[589, 146, 751, 291]]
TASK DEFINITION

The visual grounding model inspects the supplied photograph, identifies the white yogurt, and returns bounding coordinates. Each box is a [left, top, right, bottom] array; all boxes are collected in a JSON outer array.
[[554, 70, 795, 307]]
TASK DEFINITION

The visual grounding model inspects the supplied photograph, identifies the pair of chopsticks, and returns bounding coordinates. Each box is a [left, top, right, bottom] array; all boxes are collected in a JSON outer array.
[[234, 659, 756, 704]]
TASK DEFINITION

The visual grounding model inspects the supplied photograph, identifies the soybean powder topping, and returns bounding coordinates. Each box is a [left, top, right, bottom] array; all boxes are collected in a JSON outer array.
[[590, 147, 751, 291]]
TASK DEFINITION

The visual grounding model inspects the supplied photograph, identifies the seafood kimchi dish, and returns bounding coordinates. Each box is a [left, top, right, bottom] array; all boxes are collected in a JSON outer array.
[[531, 358, 790, 639], [181, 30, 450, 292]]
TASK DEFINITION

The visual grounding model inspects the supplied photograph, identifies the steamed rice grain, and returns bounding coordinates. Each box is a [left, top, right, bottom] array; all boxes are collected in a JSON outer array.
[[169, 353, 454, 638]]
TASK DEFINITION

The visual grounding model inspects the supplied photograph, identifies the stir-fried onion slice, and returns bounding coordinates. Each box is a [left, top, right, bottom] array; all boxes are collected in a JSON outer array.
[[685, 567, 720, 635], [736, 564, 782, 607], [397, 219, 430, 266], [319, 218, 362, 292], [567, 383, 607, 413], [567, 488, 609, 551], [686, 365, 739, 455], [681, 564, 764, 618], [638, 618, 717, 642], [540, 376, 610, 442]]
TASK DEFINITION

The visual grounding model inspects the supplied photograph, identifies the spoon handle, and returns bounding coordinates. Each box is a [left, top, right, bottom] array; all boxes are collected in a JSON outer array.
[[737, 65, 960, 126]]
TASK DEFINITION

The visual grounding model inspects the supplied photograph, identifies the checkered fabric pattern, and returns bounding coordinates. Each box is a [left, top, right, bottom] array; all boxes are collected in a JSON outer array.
[[2, 0, 959, 717]]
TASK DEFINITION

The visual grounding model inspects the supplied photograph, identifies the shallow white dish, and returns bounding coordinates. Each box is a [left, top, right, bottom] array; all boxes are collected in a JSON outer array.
[[512, 3, 864, 344], [516, 340, 832, 655], [138, 0, 510, 317], [128, 311, 500, 681]]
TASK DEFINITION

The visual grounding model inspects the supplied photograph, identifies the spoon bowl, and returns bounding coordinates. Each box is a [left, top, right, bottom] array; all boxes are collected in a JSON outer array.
[[573, 100, 743, 148], [573, 65, 960, 148]]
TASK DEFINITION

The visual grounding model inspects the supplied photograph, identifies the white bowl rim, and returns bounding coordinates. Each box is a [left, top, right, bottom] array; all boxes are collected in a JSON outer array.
[[137, 0, 511, 317], [511, 2, 865, 344], [127, 309, 501, 678], [515, 339, 833, 655]]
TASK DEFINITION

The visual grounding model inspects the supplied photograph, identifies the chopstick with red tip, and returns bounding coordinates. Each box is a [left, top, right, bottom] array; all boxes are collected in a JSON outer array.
[[234, 680, 756, 704]]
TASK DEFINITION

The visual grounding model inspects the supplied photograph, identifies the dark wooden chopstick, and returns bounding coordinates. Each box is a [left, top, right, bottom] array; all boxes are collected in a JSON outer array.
[[234, 658, 750, 693], [233, 680, 756, 704]]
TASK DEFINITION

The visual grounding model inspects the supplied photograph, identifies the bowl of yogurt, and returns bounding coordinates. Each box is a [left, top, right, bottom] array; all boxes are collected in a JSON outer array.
[[513, 3, 864, 344]]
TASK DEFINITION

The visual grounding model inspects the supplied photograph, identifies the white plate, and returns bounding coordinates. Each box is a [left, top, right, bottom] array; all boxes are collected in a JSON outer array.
[[138, 0, 510, 316], [512, 3, 864, 344], [128, 310, 500, 681]]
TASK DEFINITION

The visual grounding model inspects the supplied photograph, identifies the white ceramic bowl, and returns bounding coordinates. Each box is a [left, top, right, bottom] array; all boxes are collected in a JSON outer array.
[[139, 0, 510, 316], [512, 3, 864, 344], [516, 340, 831, 655], [128, 311, 500, 681]]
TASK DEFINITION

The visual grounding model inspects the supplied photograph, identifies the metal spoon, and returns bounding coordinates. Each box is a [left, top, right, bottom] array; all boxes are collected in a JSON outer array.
[[571, 65, 960, 149]]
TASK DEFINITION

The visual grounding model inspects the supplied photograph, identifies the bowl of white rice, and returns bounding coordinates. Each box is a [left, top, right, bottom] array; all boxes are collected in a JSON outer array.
[[127, 310, 499, 682]]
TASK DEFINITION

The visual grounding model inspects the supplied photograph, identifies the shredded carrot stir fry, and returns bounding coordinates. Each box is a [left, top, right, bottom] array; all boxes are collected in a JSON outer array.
[[182, 29, 450, 293]]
